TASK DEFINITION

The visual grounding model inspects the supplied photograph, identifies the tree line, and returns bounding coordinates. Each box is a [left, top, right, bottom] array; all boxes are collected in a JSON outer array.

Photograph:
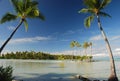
[[0, 51, 92, 61]]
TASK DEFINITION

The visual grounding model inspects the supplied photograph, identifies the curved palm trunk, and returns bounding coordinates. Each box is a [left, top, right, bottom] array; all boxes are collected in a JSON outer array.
[[0, 19, 24, 55], [96, 14, 118, 81]]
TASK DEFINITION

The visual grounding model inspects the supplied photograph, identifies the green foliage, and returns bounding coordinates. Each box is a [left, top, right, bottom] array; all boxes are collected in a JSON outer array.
[[83, 0, 100, 9], [0, 51, 93, 61], [99, 12, 111, 17], [70, 41, 81, 48], [100, 0, 111, 9], [79, 0, 111, 28], [70, 41, 76, 48], [58, 55, 64, 60], [0, 66, 13, 81], [1, 0, 45, 27], [83, 42, 89, 49], [84, 15, 94, 27], [24, 19, 28, 31], [0, 12, 17, 24], [78, 8, 89, 13]]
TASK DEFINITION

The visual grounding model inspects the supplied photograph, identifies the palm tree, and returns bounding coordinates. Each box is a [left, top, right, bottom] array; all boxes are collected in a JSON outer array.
[[89, 42, 92, 56], [0, 0, 45, 54], [76, 41, 81, 56], [70, 41, 81, 60], [70, 41, 76, 59], [83, 42, 89, 56], [79, 0, 118, 80]]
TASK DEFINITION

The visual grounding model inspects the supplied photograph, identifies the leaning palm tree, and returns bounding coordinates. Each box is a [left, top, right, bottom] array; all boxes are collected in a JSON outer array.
[[0, 0, 45, 54], [79, 0, 118, 80]]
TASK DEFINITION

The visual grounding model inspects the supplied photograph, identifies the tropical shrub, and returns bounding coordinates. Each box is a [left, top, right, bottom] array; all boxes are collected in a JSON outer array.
[[0, 66, 13, 81]]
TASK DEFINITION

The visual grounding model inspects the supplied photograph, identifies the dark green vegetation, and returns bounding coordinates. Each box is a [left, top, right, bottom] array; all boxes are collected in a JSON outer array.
[[0, 66, 13, 81], [0, 0, 44, 54], [0, 51, 92, 61], [79, 0, 118, 80]]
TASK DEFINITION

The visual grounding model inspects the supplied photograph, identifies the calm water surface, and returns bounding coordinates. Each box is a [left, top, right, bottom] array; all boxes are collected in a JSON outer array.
[[0, 59, 120, 80]]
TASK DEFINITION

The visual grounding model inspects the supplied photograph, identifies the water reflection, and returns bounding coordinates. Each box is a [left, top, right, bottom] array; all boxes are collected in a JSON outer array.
[[0, 59, 119, 79]]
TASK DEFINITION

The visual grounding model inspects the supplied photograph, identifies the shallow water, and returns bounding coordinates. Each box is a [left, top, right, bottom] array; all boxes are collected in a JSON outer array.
[[0, 59, 120, 80]]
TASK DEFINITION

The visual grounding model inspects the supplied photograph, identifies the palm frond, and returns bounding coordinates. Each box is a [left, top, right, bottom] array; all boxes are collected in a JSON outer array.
[[99, 12, 111, 18], [27, 9, 45, 21], [38, 12, 45, 21], [10, 0, 44, 21], [83, 42, 89, 49], [84, 15, 94, 28], [78, 8, 95, 14], [30, 1, 39, 7], [24, 0, 38, 13], [78, 8, 89, 13], [75, 42, 81, 47], [23, 19, 28, 31], [34, 10, 39, 16], [70, 41, 76, 48], [0, 12, 17, 24], [70, 43, 74, 48], [100, 0, 111, 9], [10, 0, 23, 14], [84, 0, 100, 9]]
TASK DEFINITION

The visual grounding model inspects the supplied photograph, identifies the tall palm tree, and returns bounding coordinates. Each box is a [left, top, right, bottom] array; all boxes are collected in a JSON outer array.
[[0, 0, 45, 54], [83, 42, 89, 56], [70, 41, 76, 59], [75, 41, 81, 56], [79, 0, 118, 80], [70, 41, 81, 60], [89, 42, 92, 56]]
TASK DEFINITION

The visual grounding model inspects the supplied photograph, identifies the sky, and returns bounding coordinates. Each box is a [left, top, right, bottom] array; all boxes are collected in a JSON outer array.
[[0, 0, 120, 57]]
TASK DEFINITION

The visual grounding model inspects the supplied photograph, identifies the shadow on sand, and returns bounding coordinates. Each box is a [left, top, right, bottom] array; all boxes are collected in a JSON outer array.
[[14, 73, 79, 81], [14, 73, 108, 81]]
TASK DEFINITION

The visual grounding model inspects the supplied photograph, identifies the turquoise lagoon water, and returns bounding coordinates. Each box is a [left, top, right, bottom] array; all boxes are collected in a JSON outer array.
[[0, 57, 120, 80]]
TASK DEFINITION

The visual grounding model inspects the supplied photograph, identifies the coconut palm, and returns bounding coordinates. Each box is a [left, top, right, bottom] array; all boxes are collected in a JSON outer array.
[[83, 42, 89, 56], [89, 42, 92, 56], [70, 41, 76, 59], [70, 41, 81, 60], [79, 0, 118, 80], [0, 0, 45, 54], [70, 41, 76, 48], [76, 41, 81, 56]]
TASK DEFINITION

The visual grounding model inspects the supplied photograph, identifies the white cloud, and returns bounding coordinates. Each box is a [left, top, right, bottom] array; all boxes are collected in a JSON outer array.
[[9, 36, 51, 44], [110, 36, 120, 41], [93, 53, 108, 57], [115, 48, 120, 51], [89, 34, 103, 41], [8, 26, 15, 31]]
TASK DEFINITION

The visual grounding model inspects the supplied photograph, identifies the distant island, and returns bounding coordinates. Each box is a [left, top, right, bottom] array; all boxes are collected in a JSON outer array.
[[0, 51, 93, 61]]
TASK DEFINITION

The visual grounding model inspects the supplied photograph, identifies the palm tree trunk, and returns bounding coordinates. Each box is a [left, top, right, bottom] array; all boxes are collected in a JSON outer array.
[[91, 46, 92, 56], [0, 19, 24, 55], [85, 48, 87, 56], [96, 14, 118, 81]]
